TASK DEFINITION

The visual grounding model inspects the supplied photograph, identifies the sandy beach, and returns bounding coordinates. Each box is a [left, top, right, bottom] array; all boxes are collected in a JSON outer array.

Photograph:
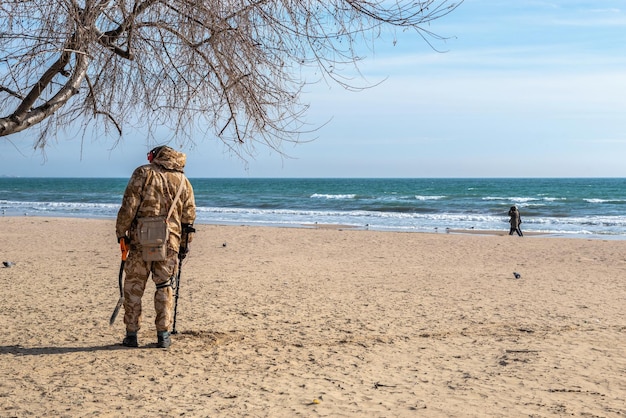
[[1, 217, 625, 417]]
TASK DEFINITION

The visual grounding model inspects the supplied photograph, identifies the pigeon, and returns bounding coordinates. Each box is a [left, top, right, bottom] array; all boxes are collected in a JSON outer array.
[[3, 261, 15, 268], [513, 272, 521, 279]]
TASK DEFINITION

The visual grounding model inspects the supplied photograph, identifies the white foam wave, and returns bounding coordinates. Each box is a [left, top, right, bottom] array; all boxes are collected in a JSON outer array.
[[0, 200, 120, 215], [310, 193, 356, 200], [192, 205, 626, 237], [584, 198, 626, 204], [483, 196, 541, 203], [3, 199, 625, 239], [415, 195, 446, 201]]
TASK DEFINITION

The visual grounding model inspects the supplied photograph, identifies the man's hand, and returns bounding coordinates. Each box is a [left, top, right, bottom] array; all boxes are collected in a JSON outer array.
[[179, 224, 195, 260], [182, 224, 196, 234], [178, 245, 189, 260]]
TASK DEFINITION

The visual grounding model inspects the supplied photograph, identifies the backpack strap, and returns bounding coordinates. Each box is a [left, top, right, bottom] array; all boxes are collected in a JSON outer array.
[[166, 174, 186, 221]]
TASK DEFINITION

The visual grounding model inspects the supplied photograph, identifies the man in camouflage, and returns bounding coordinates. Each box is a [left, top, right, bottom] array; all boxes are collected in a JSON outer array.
[[116, 146, 196, 348]]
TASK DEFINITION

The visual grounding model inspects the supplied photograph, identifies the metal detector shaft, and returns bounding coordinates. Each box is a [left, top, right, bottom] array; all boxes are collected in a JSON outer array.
[[171, 226, 194, 334], [109, 240, 129, 325], [171, 256, 183, 334]]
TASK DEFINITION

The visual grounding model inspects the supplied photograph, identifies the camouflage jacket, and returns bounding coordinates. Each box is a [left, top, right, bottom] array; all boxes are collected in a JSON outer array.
[[116, 146, 196, 251]]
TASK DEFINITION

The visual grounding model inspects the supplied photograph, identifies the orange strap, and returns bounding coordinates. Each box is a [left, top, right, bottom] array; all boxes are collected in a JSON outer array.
[[120, 239, 129, 261]]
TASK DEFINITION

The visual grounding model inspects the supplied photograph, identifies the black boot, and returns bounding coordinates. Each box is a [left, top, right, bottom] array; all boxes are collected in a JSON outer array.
[[122, 331, 138, 347], [157, 331, 171, 349]]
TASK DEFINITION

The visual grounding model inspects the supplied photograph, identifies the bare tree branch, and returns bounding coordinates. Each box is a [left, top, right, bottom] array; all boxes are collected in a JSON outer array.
[[0, 0, 463, 155]]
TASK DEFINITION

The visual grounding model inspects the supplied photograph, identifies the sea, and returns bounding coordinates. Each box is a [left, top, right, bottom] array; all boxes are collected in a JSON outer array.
[[1, 177, 625, 239]]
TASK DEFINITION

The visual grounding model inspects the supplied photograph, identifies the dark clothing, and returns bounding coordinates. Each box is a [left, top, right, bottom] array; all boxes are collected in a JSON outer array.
[[508, 207, 523, 236]]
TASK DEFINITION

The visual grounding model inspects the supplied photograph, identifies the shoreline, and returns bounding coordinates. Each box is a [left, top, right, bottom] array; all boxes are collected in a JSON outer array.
[[2, 177, 626, 239], [3, 213, 623, 240]]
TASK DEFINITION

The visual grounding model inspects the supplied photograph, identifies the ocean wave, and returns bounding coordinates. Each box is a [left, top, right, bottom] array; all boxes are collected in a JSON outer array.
[[310, 193, 356, 200], [0, 200, 120, 215], [542, 197, 567, 202], [584, 198, 626, 204], [3, 191, 626, 238], [192, 205, 626, 237], [414, 195, 446, 201], [483, 196, 541, 203]]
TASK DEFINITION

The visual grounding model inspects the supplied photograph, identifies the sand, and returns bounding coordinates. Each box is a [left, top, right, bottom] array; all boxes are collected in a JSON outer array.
[[1, 217, 625, 417]]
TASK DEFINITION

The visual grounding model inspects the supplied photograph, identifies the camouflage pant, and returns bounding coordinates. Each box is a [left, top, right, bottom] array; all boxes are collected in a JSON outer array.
[[123, 247, 178, 333]]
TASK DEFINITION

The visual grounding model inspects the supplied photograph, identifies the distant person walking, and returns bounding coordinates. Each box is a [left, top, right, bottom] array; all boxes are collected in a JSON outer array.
[[508, 206, 523, 236]]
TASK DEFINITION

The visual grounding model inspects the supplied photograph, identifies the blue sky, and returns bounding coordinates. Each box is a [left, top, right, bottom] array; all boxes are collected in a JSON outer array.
[[2, 1, 626, 178]]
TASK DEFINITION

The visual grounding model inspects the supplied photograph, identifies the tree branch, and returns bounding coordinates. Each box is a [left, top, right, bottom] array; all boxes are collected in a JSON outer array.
[[0, 86, 24, 100]]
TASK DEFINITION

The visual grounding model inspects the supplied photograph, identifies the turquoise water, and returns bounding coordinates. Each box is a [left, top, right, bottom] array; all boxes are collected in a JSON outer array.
[[1, 177, 625, 238]]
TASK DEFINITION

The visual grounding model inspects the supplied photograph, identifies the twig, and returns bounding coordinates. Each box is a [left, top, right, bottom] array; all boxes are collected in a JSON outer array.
[[374, 382, 397, 389]]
